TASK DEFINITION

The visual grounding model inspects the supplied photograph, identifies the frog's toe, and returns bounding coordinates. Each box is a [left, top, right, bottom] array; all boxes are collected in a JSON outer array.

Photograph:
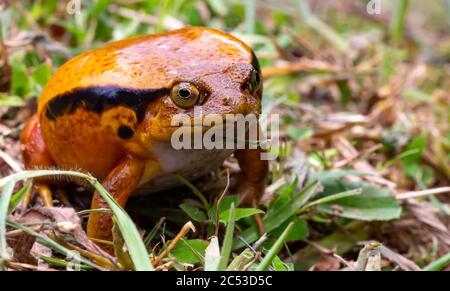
[[36, 183, 54, 207]]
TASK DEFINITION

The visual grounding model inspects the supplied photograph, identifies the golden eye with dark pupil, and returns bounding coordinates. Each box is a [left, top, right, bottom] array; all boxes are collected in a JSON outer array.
[[170, 82, 200, 109]]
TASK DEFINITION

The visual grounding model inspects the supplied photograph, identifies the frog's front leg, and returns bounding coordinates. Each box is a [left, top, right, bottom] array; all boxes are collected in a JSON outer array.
[[235, 148, 268, 233], [235, 148, 268, 207], [86, 156, 146, 252]]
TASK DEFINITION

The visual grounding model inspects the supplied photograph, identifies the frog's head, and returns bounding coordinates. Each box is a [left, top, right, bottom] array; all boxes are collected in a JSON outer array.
[[135, 27, 263, 146]]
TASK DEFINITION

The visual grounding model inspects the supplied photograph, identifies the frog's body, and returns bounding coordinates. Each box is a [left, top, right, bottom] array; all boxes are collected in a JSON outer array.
[[140, 144, 234, 193], [20, 27, 267, 250]]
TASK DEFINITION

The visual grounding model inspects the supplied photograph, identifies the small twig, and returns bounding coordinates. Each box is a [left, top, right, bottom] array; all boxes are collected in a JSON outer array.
[[355, 242, 381, 271], [144, 217, 166, 247], [152, 221, 196, 266], [154, 261, 174, 271], [303, 239, 335, 255], [312, 123, 356, 139], [6, 261, 53, 271], [0, 149, 23, 172], [242, 252, 260, 271], [333, 253, 354, 270], [89, 237, 114, 246], [110, 5, 158, 25], [5, 225, 41, 237], [262, 59, 339, 78], [252, 233, 268, 251], [57, 239, 119, 271], [215, 169, 231, 237], [397, 187, 450, 200]]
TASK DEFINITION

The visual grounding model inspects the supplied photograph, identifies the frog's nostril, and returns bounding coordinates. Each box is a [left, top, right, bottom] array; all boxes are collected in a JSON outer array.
[[222, 96, 231, 106]]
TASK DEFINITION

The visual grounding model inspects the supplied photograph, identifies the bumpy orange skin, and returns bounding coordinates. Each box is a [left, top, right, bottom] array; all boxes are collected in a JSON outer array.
[[21, 27, 267, 251]]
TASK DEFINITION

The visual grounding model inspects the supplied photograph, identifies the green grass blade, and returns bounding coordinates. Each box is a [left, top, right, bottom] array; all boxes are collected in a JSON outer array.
[[8, 182, 31, 213], [297, 0, 350, 53], [144, 217, 165, 247], [264, 181, 320, 231], [0, 180, 15, 269], [77, 208, 113, 216], [313, 170, 374, 181], [218, 202, 235, 271], [179, 238, 205, 265], [245, 0, 255, 34], [226, 248, 254, 271], [0, 170, 95, 187], [0, 170, 153, 271], [38, 254, 93, 270], [390, 0, 410, 43], [255, 221, 294, 271], [297, 188, 363, 213], [233, 180, 320, 250], [176, 175, 211, 214], [422, 252, 450, 271]]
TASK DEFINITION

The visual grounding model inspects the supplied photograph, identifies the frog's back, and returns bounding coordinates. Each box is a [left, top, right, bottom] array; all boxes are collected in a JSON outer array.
[[38, 27, 253, 116]]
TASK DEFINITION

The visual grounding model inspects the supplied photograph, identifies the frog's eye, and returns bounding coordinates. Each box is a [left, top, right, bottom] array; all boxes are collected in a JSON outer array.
[[170, 82, 200, 109], [243, 69, 261, 95]]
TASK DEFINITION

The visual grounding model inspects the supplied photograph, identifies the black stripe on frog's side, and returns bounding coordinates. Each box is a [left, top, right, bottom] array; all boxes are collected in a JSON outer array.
[[44, 86, 170, 122]]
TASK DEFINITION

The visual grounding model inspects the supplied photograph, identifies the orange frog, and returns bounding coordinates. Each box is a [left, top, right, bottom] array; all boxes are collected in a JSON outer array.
[[20, 27, 267, 249]]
